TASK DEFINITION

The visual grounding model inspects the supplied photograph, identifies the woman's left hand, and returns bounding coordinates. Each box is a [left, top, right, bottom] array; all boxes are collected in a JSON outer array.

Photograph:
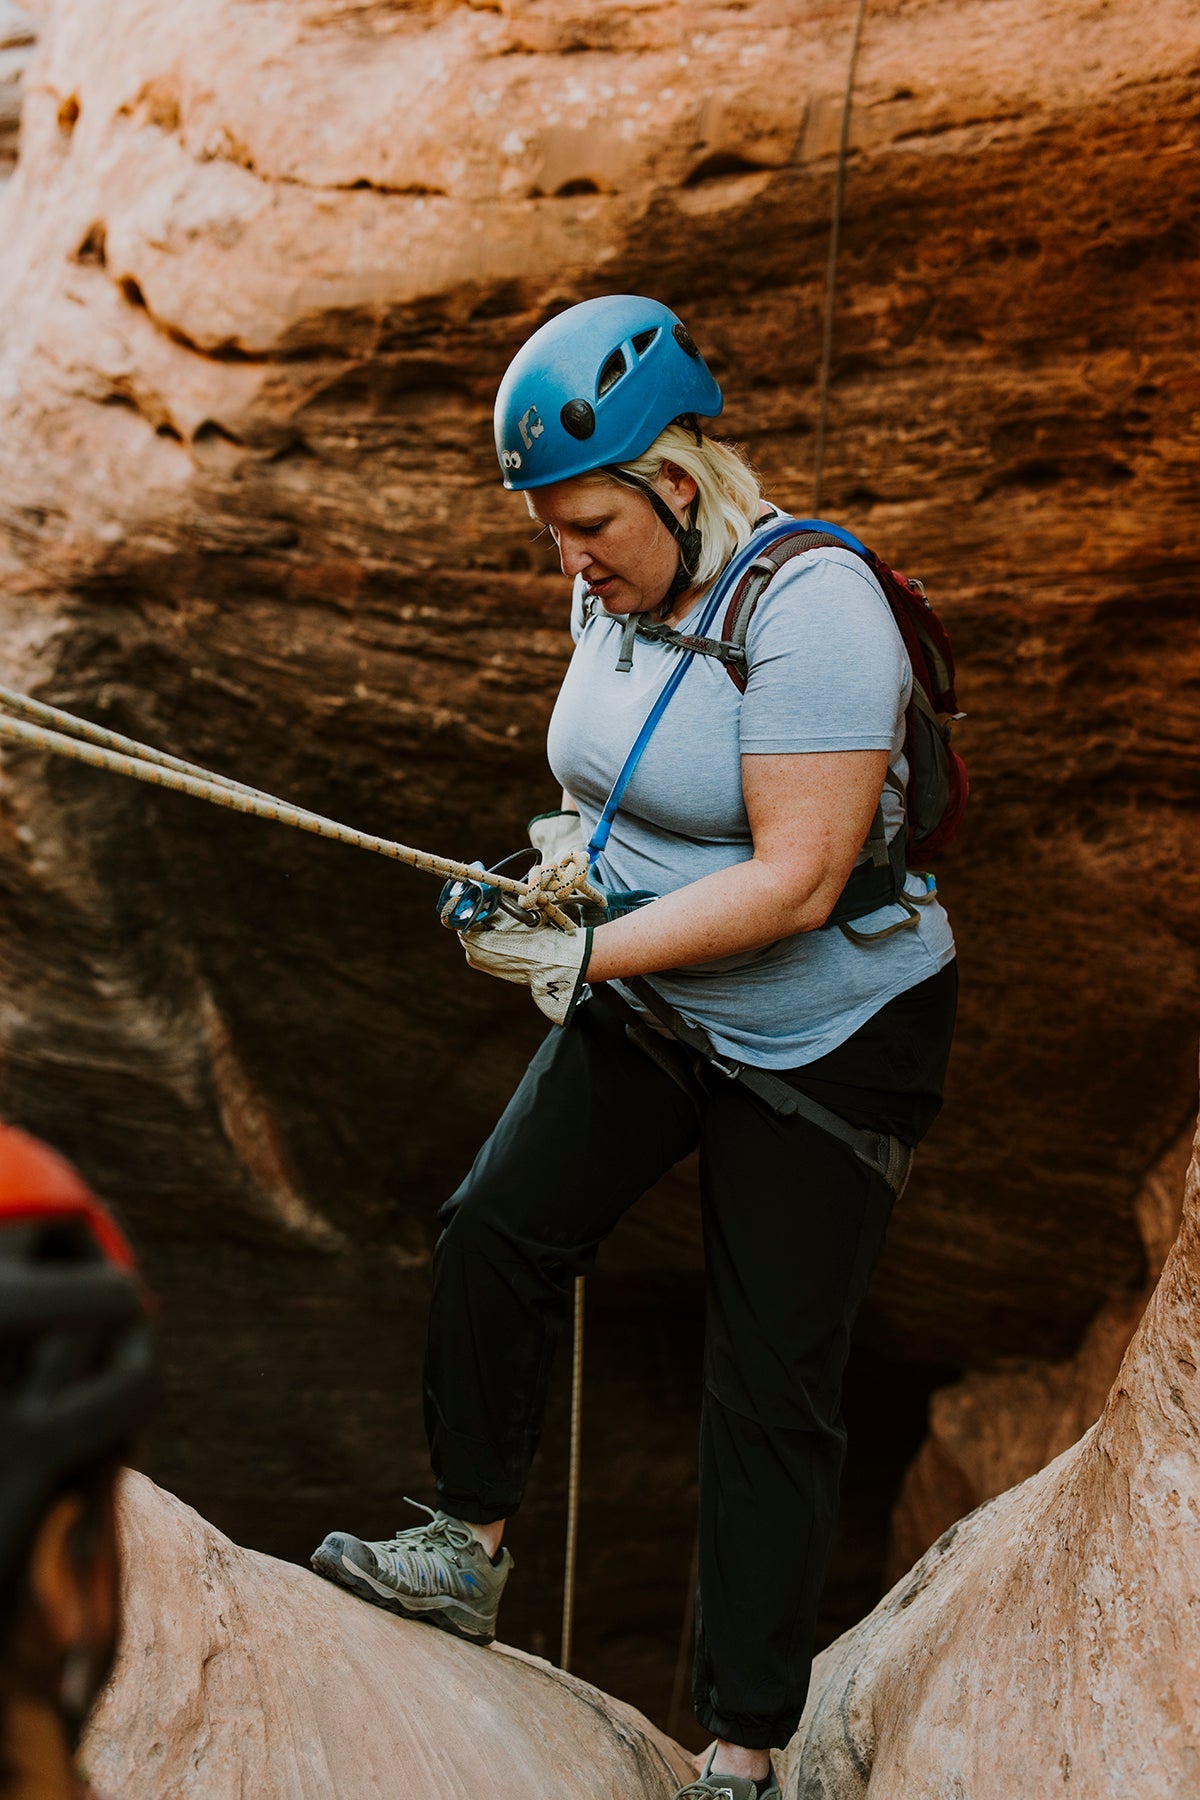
[[460, 911, 594, 1026]]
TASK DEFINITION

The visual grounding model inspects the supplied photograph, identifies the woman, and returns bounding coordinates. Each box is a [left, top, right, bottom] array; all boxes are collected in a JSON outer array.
[[313, 295, 957, 1798]]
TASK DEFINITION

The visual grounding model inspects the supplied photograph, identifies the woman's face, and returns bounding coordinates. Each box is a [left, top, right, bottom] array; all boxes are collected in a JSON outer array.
[[525, 465, 698, 616]]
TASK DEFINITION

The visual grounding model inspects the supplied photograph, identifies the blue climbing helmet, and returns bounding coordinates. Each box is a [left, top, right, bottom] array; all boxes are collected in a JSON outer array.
[[494, 295, 723, 492]]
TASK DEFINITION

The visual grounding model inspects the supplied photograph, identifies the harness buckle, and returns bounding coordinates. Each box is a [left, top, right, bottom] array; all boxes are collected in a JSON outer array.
[[707, 1052, 745, 1082]]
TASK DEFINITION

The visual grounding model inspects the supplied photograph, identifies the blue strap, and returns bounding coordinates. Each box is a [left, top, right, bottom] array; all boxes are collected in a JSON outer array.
[[785, 516, 868, 554], [585, 518, 807, 867]]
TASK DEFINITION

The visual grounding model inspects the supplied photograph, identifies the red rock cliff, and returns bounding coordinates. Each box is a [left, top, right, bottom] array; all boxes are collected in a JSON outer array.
[[1, 0, 1198, 1727]]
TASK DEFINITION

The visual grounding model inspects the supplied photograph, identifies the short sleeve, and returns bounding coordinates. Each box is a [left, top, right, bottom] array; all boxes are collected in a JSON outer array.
[[738, 549, 910, 754]]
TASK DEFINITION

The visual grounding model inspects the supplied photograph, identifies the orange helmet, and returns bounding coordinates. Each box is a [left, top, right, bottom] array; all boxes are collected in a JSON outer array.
[[0, 1124, 155, 1594]]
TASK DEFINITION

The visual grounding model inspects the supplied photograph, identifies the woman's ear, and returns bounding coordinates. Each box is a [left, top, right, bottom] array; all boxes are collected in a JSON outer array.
[[656, 460, 698, 511]]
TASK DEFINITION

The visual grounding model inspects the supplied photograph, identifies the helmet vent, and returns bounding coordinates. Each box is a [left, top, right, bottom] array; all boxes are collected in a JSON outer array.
[[631, 328, 659, 356], [560, 398, 596, 440], [597, 348, 628, 397], [672, 322, 701, 359]]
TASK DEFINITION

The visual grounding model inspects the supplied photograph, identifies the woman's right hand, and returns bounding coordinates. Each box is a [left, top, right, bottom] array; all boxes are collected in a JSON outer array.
[[460, 908, 594, 1027]]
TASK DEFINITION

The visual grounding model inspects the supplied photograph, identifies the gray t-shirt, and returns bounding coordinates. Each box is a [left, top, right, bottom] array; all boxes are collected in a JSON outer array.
[[546, 535, 957, 1068]]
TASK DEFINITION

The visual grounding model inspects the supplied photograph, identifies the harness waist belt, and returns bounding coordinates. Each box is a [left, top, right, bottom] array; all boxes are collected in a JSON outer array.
[[622, 976, 913, 1196]]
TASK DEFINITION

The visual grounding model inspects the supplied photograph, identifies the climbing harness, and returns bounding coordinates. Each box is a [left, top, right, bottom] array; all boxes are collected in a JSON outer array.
[[614, 976, 914, 1196], [593, 976, 912, 1195], [0, 685, 595, 931]]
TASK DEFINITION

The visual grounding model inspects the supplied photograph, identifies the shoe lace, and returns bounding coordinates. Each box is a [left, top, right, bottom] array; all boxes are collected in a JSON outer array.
[[379, 1497, 477, 1559]]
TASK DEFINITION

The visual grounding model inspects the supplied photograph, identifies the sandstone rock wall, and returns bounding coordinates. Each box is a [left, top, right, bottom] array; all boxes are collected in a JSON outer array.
[[1, 0, 1198, 1730], [0, 2, 35, 175], [789, 1104, 1200, 1798], [886, 1117, 1196, 1580], [84, 1472, 696, 1798]]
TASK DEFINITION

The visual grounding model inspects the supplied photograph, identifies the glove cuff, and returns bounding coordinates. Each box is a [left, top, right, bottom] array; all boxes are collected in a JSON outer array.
[[528, 809, 587, 867], [566, 925, 593, 1024], [530, 924, 593, 1027]]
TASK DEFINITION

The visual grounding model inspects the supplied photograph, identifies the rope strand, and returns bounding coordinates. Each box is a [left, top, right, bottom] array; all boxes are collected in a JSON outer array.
[[0, 684, 268, 800], [813, 0, 869, 513], [560, 1274, 585, 1672], [0, 692, 583, 927]]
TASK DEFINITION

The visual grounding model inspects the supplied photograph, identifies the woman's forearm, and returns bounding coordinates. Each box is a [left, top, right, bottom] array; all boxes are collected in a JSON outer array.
[[582, 750, 888, 985], [585, 856, 831, 985]]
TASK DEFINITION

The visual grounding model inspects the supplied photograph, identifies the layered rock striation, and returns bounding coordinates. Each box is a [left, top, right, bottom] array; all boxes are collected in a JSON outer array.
[[0, 2, 35, 176]]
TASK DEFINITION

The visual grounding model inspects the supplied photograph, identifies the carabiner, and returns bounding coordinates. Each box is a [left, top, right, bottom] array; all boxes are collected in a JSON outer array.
[[436, 849, 542, 932], [437, 862, 494, 932]]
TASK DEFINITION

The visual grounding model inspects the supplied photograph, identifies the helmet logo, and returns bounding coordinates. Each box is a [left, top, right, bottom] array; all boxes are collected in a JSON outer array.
[[500, 449, 523, 471], [518, 406, 545, 450]]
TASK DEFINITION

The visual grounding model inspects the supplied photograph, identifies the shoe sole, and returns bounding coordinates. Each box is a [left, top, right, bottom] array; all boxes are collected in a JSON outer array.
[[309, 1544, 496, 1647]]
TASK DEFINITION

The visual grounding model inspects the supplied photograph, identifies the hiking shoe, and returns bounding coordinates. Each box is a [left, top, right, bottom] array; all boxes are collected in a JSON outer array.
[[310, 1498, 512, 1645], [673, 1750, 781, 1799]]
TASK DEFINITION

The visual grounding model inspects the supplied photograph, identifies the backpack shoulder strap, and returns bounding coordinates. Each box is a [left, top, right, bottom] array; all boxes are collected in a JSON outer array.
[[721, 530, 853, 692]]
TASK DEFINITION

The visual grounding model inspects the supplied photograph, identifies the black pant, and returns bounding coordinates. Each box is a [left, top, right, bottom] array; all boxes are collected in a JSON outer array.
[[423, 966, 956, 1748]]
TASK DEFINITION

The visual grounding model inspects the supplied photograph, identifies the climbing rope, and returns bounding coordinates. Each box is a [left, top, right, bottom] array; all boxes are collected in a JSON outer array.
[[812, 0, 869, 513], [0, 685, 588, 929], [666, 1522, 701, 1743], [0, 679, 603, 1663], [560, 1273, 585, 1672]]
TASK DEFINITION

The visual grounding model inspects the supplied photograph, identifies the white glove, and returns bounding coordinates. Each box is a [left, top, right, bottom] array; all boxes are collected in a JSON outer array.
[[523, 809, 604, 921], [528, 809, 587, 866], [461, 910, 593, 1026]]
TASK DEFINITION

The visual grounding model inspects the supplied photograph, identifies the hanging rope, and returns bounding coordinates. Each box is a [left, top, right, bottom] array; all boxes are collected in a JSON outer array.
[[560, 1273, 585, 1672], [665, 1520, 700, 1743], [0, 684, 589, 929], [812, 0, 869, 513]]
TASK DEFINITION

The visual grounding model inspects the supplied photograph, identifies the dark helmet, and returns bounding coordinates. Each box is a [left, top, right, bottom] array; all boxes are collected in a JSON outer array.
[[0, 1125, 155, 1601], [493, 294, 723, 491]]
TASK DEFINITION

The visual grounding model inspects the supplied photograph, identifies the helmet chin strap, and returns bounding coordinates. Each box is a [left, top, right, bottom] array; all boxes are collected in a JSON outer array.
[[606, 469, 701, 611]]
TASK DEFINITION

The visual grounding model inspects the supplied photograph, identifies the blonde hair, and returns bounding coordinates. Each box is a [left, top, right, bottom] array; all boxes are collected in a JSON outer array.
[[607, 423, 764, 590]]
